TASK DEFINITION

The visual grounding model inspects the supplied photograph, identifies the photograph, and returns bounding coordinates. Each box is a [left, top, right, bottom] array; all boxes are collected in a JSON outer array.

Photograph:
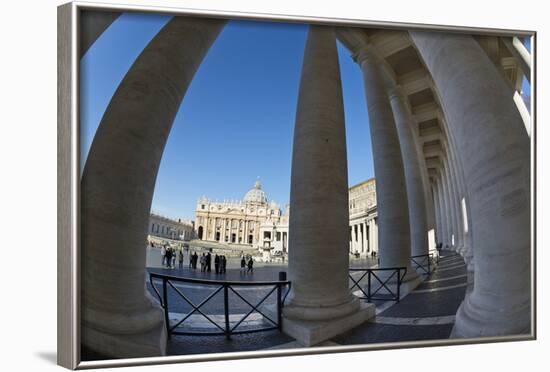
[[57, 1, 535, 368]]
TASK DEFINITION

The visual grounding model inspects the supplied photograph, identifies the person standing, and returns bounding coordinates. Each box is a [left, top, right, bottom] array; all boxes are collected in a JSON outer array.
[[214, 254, 220, 274], [206, 252, 212, 272], [160, 245, 166, 267], [221, 255, 227, 274], [240, 254, 246, 274], [166, 247, 173, 268], [178, 248, 184, 269], [193, 252, 198, 269], [200, 253, 206, 272]]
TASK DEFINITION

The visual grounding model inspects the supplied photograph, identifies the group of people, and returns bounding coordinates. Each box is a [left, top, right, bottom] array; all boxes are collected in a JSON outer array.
[[156, 243, 257, 275], [159, 244, 185, 269], [240, 253, 254, 274], [196, 252, 228, 274]]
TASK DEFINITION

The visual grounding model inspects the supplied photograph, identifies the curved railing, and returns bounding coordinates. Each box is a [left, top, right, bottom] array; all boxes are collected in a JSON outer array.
[[349, 267, 407, 303], [149, 272, 291, 339]]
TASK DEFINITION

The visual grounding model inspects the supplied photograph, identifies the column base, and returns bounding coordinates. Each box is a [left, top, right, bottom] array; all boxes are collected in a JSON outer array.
[[82, 321, 167, 360], [81, 304, 166, 359], [280, 300, 375, 346], [450, 292, 531, 338]]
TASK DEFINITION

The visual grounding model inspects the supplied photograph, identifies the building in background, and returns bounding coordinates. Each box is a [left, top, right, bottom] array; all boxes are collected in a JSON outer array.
[[195, 178, 379, 257], [194, 180, 288, 252], [348, 178, 378, 256], [148, 213, 195, 241]]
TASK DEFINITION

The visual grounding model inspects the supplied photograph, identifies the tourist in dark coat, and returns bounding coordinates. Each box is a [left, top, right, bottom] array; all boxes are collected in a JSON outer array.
[[165, 247, 173, 268], [206, 252, 212, 272], [221, 255, 227, 274], [177, 249, 184, 269], [214, 254, 220, 274], [240, 254, 246, 274]]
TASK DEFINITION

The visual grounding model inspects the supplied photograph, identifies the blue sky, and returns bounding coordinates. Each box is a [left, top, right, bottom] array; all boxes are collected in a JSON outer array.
[[80, 13, 374, 220]]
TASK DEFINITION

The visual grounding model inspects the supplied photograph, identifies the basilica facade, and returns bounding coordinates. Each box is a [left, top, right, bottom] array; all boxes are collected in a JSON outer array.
[[194, 180, 289, 252], [194, 179, 378, 256]]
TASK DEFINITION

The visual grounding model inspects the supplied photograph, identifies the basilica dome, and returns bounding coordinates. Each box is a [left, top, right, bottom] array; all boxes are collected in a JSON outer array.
[[243, 180, 268, 204]]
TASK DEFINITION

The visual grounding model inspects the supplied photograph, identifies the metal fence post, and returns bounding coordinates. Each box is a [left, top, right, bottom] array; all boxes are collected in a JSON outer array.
[[224, 284, 230, 340], [162, 278, 171, 339], [396, 269, 402, 302], [277, 284, 282, 331], [367, 270, 372, 303]]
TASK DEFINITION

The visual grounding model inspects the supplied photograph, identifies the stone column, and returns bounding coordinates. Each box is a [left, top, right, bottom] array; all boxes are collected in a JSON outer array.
[[388, 86, 429, 257], [283, 26, 374, 346], [446, 161, 459, 250], [369, 219, 375, 253], [204, 217, 210, 241], [363, 222, 368, 254], [436, 177, 448, 248], [432, 182, 441, 244], [441, 162, 454, 249], [373, 217, 379, 255], [445, 132, 474, 266], [355, 46, 418, 282], [449, 145, 466, 253], [411, 31, 531, 337], [445, 146, 464, 252], [81, 17, 225, 358], [222, 218, 227, 242], [80, 10, 121, 58]]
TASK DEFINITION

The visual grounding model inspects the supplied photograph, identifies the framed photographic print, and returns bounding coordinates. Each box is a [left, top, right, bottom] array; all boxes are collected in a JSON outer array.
[[57, 0, 536, 369]]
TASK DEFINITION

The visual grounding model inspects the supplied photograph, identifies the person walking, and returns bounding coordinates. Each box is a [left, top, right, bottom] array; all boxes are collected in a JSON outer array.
[[214, 254, 220, 274], [189, 251, 194, 268], [247, 255, 254, 274], [160, 245, 166, 267]]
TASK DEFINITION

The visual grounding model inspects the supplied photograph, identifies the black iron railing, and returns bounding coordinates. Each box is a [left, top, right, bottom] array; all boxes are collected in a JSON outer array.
[[410, 253, 436, 275], [349, 267, 407, 303], [149, 272, 291, 340]]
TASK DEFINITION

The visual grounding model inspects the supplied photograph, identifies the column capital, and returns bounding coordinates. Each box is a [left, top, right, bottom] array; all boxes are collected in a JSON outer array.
[[352, 44, 382, 66], [387, 84, 406, 102]]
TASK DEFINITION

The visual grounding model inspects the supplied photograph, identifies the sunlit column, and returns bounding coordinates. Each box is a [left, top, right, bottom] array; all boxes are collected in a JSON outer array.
[[285, 26, 372, 339], [388, 85, 429, 257]]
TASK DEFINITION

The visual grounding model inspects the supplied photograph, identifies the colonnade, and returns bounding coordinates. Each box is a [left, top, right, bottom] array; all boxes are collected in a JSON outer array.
[[411, 31, 531, 337], [349, 217, 378, 255], [79, 14, 531, 357], [199, 217, 259, 244]]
